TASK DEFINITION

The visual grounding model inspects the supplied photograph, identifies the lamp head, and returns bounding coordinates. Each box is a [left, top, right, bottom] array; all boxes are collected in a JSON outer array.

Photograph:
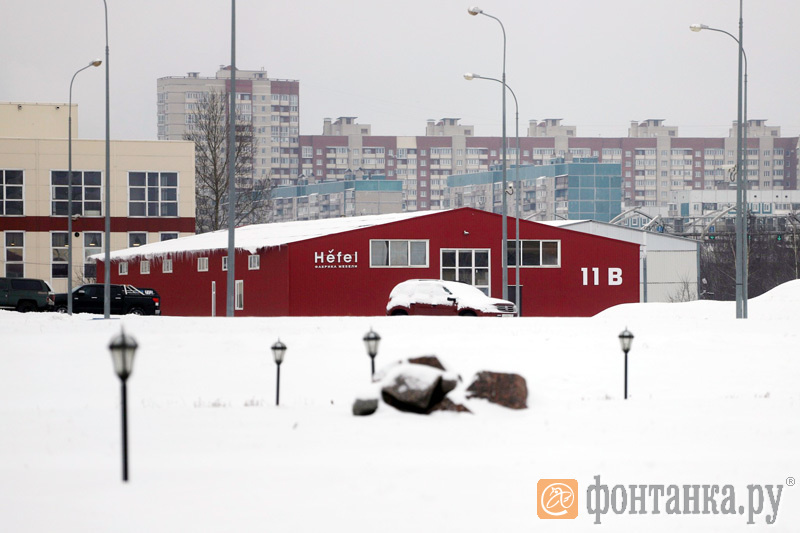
[[91, 59, 103, 67], [468, 6, 482, 15], [689, 24, 708, 32], [109, 328, 138, 380], [618, 328, 634, 353], [463, 72, 476, 81], [272, 339, 287, 365], [363, 329, 380, 358]]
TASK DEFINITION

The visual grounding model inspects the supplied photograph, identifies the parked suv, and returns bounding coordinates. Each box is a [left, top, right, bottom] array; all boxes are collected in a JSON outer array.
[[0, 277, 55, 312], [54, 284, 161, 315]]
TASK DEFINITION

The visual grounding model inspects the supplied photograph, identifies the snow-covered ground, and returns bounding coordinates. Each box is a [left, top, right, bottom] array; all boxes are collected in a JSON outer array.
[[2, 281, 799, 532]]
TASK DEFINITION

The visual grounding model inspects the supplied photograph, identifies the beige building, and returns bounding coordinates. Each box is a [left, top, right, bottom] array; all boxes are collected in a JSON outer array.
[[0, 102, 195, 292]]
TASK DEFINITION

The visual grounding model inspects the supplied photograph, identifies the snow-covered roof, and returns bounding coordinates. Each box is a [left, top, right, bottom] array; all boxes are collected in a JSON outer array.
[[542, 219, 697, 251], [97, 210, 442, 261]]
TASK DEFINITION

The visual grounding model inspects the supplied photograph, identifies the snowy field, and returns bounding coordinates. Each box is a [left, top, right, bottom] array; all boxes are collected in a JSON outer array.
[[1, 282, 799, 532]]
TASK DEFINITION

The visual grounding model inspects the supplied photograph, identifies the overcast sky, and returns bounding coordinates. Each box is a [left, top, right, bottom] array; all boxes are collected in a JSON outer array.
[[3, 0, 798, 141]]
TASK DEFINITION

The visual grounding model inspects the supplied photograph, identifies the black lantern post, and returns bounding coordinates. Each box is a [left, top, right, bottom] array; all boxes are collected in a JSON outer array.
[[272, 340, 286, 406], [619, 328, 634, 400], [109, 328, 138, 481], [363, 329, 381, 378]]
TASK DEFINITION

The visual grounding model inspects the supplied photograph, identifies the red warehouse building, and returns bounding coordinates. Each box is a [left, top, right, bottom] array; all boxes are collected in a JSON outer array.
[[96, 208, 640, 317]]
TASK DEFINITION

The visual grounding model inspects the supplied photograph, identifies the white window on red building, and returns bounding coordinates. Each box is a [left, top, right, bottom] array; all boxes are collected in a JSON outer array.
[[440, 249, 490, 294], [370, 240, 428, 267], [235, 280, 244, 310]]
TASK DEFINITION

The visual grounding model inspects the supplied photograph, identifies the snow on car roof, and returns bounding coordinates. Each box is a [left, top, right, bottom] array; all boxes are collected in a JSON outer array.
[[93, 210, 442, 261], [387, 279, 512, 313]]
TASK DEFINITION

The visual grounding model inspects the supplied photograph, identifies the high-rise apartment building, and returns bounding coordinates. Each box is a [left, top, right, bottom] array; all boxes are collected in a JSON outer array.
[[157, 67, 300, 185], [299, 117, 798, 214]]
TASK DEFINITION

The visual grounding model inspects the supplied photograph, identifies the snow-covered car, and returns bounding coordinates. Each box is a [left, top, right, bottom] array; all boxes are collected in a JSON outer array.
[[386, 279, 516, 317]]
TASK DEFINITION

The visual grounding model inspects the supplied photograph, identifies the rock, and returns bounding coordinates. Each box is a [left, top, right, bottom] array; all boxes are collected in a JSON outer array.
[[408, 355, 447, 371], [352, 398, 379, 416], [440, 373, 459, 395], [428, 397, 471, 414], [381, 364, 447, 414], [466, 371, 528, 409]]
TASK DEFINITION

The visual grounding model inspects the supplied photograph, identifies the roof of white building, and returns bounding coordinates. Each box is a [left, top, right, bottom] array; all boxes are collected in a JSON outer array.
[[98, 210, 441, 261], [543, 219, 697, 251]]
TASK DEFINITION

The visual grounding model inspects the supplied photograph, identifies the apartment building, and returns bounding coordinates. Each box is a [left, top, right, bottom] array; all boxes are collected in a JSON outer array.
[[446, 160, 623, 223], [296, 117, 798, 216], [157, 67, 300, 185], [271, 174, 403, 222], [0, 103, 195, 291]]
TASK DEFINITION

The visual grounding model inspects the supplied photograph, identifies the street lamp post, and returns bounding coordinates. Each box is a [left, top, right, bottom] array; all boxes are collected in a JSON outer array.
[[68, 59, 102, 315], [363, 329, 380, 378], [102, 0, 111, 319], [468, 6, 509, 301], [690, 2, 748, 318], [272, 340, 286, 406], [464, 72, 521, 314], [618, 328, 634, 399], [227, 0, 238, 317], [109, 328, 138, 482]]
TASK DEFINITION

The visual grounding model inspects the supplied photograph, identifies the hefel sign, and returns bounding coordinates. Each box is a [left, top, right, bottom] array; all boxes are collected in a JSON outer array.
[[314, 249, 359, 269]]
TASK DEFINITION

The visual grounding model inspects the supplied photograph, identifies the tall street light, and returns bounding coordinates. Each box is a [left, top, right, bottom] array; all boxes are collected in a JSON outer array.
[[690, 2, 748, 318], [68, 59, 102, 315], [102, 0, 112, 318], [464, 72, 521, 314], [468, 6, 509, 301], [227, 0, 238, 317]]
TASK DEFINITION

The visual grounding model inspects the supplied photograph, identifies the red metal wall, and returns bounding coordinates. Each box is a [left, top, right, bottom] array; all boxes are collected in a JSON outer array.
[[99, 208, 640, 317]]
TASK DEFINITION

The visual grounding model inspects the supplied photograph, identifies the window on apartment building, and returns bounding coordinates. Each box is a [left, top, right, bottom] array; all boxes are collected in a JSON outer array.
[[1, 170, 24, 216], [4, 232, 24, 277], [119, 262, 128, 275], [370, 240, 428, 267], [129, 233, 147, 248], [128, 172, 178, 217], [222, 256, 228, 271], [51, 170, 102, 216], [248, 255, 260, 270], [163, 258, 173, 274], [160, 233, 178, 241], [51, 232, 69, 278], [197, 257, 209, 272], [83, 232, 102, 280], [140, 260, 150, 275]]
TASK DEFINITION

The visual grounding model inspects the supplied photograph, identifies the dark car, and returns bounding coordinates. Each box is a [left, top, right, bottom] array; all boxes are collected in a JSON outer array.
[[0, 277, 55, 312], [54, 284, 161, 315], [386, 279, 516, 317]]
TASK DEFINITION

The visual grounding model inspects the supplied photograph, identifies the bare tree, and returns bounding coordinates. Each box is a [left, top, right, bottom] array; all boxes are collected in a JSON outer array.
[[184, 90, 271, 233], [667, 276, 698, 303], [699, 216, 799, 300]]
